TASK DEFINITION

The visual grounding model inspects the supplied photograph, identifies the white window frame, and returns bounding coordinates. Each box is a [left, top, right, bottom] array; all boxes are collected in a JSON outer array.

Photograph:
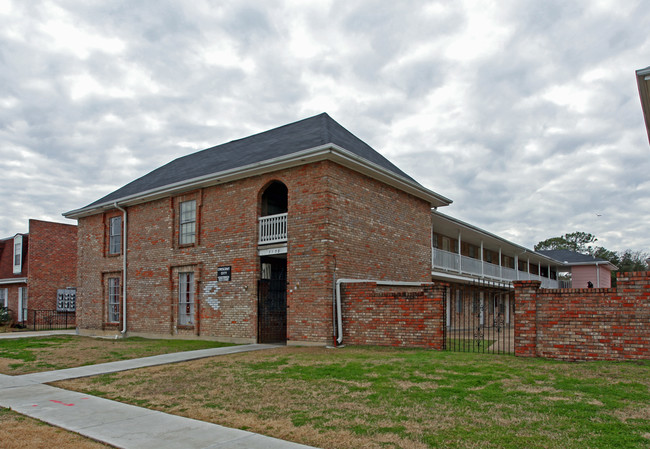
[[0, 288, 7, 308], [178, 272, 194, 325], [13, 234, 22, 274], [18, 287, 27, 322], [108, 277, 120, 322], [109, 216, 122, 255], [179, 200, 196, 245]]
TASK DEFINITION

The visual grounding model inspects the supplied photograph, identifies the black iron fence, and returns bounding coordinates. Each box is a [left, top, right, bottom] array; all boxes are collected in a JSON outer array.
[[444, 279, 514, 355], [28, 309, 75, 331]]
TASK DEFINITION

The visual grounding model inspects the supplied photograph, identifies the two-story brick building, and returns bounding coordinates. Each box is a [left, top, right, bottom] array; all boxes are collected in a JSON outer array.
[[0, 220, 77, 326], [64, 113, 452, 344]]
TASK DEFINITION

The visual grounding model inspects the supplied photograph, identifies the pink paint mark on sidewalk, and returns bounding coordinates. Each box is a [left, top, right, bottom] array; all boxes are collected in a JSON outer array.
[[49, 399, 74, 406]]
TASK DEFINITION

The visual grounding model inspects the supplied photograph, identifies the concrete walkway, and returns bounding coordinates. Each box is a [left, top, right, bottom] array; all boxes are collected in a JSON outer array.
[[0, 329, 77, 339], [0, 341, 318, 449]]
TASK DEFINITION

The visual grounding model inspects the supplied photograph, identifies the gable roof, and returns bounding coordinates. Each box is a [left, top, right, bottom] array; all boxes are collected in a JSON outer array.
[[536, 249, 617, 270], [0, 234, 29, 282], [64, 113, 451, 218]]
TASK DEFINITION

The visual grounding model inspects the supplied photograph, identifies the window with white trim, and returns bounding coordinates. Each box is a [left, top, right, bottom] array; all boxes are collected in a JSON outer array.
[[179, 200, 196, 245], [109, 216, 122, 255], [18, 287, 27, 322], [0, 288, 7, 308], [178, 272, 194, 325], [13, 235, 22, 274], [108, 277, 120, 322]]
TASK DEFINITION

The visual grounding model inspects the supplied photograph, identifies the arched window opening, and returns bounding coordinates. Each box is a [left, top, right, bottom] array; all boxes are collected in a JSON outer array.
[[261, 181, 288, 217]]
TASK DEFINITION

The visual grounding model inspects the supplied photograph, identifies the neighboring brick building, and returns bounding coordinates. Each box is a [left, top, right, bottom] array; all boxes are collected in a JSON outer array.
[[0, 220, 77, 325], [64, 113, 452, 344]]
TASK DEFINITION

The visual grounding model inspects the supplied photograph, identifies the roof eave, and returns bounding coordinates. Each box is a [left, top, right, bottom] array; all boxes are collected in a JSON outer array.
[[565, 261, 618, 270], [63, 144, 452, 219], [0, 277, 28, 285], [636, 66, 650, 145]]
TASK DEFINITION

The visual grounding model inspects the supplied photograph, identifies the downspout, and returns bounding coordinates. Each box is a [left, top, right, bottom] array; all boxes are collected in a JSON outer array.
[[596, 261, 601, 287], [114, 202, 128, 335], [331, 255, 337, 346]]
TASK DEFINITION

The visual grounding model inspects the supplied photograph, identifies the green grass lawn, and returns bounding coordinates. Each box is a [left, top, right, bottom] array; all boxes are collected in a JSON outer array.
[[57, 346, 650, 449], [0, 335, 236, 374]]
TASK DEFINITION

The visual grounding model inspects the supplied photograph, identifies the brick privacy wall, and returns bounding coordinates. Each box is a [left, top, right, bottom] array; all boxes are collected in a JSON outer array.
[[514, 272, 650, 361], [76, 160, 435, 343], [341, 282, 445, 348], [26, 220, 78, 320]]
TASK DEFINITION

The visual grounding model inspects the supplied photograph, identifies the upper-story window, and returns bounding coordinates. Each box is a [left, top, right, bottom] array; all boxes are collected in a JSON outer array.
[[109, 216, 122, 255], [13, 234, 22, 274], [179, 200, 196, 245]]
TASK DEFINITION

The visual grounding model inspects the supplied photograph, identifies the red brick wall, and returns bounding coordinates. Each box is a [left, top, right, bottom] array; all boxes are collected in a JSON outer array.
[[77, 214, 114, 330], [513, 272, 650, 361], [76, 160, 434, 344], [283, 161, 433, 345], [341, 282, 445, 349], [27, 220, 78, 316]]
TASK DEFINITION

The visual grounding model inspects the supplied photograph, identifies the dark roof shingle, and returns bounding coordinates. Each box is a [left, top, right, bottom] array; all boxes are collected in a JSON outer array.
[[536, 249, 608, 264], [86, 113, 416, 208]]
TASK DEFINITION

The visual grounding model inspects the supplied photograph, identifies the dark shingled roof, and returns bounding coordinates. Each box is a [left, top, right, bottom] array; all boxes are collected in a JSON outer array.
[[536, 249, 608, 265], [86, 113, 416, 208]]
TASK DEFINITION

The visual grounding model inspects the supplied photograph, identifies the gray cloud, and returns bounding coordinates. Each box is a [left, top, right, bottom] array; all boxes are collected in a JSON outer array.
[[0, 0, 648, 254]]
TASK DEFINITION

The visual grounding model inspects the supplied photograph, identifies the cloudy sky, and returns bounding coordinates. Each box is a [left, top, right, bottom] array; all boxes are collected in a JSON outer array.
[[1, 0, 649, 252]]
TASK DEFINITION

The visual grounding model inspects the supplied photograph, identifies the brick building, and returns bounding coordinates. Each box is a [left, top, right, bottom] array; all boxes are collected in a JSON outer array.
[[64, 113, 452, 344], [0, 220, 77, 325]]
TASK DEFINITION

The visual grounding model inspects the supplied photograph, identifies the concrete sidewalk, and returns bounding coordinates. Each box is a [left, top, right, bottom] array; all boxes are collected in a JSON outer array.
[[0, 329, 77, 339], [0, 343, 319, 449]]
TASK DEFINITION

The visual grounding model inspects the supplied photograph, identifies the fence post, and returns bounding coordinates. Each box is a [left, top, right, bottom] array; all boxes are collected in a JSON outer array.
[[513, 280, 541, 357]]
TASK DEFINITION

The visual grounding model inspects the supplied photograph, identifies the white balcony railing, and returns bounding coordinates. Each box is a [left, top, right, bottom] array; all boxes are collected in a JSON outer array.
[[433, 247, 460, 271], [258, 213, 287, 245], [432, 248, 559, 288], [461, 255, 482, 275]]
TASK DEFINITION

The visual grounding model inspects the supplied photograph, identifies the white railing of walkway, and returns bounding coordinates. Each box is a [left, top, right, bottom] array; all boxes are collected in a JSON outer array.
[[432, 248, 559, 288]]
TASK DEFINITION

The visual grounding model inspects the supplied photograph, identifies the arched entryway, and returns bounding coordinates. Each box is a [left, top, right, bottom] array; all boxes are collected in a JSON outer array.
[[257, 181, 288, 344]]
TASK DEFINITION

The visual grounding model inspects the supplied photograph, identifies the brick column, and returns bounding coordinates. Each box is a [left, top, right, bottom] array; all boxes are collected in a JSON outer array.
[[513, 280, 541, 358], [425, 283, 448, 350]]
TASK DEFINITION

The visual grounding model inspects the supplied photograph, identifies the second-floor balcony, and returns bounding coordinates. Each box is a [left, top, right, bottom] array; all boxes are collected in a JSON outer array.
[[433, 247, 559, 288], [259, 213, 287, 245]]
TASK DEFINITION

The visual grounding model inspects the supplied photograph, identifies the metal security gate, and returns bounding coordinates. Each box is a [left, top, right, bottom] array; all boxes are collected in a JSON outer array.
[[444, 279, 514, 354], [257, 279, 287, 343]]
